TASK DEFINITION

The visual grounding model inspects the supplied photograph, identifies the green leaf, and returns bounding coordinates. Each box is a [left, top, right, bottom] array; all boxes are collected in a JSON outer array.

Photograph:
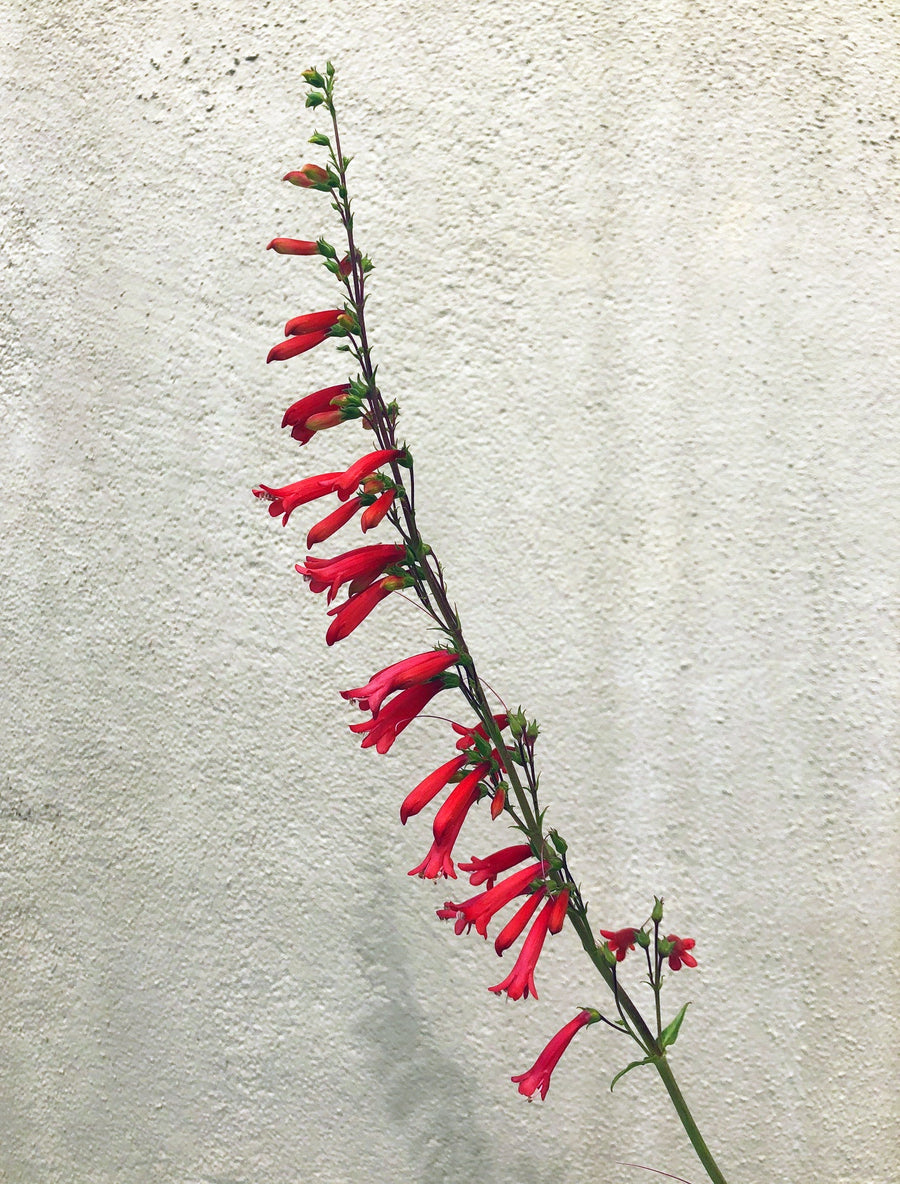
[[660, 1002, 691, 1049], [610, 1056, 655, 1092]]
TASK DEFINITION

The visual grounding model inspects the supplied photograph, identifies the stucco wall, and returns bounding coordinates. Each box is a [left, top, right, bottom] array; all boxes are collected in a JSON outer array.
[[1, 2, 897, 1182]]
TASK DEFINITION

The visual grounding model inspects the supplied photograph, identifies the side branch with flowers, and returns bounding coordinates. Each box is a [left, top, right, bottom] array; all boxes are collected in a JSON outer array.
[[253, 62, 732, 1184]]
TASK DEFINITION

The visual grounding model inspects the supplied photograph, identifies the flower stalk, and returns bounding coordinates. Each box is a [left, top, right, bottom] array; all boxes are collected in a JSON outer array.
[[254, 61, 733, 1184]]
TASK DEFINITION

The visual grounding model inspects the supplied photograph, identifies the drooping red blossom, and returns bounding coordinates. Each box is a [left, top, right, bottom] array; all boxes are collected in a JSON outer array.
[[267, 331, 329, 363], [547, 889, 569, 935], [665, 934, 697, 971], [297, 543, 406, 603], [488, 897, 554, 1000], [324, 574, 410, 645], [494, 887, 546, 956], [282, 384, 351, 445], [361, 489, 395, 532], [335, 448, 404, 501], [439, 861, 549, 938], [431, 762, 490, 845], [457, 844, 532, 889], [408, 802, 473, 880], [342, 650, 460, 717], [307, 498, 362, 548], [284, 309, 344, 337], [400, 754, 467, 825], [600, 927, 639, 963], [348, 680, 445, 754], [490, 784, 505, 819], [253, 472, 341, 527], [283, 164, 330, 188], [266, 238, 319, 254], [511, 1010, 595, 1101]]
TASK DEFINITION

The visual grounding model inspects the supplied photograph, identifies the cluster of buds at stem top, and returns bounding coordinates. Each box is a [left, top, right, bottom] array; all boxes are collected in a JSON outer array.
[[253, 69, 606, 1106]]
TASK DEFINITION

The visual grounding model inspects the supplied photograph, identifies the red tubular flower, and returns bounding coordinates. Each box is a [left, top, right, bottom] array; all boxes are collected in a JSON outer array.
[[282, 384, 351, 445], [297, 543, 406, 602], [284, 309, 343, 337], [253, 472, 341, 526], [431, 762, 490, 845], [342, 650, 459, 717], [324, 574, 409, 645], [600, 927, 638, 962], [283, 164, 330, 188], [512, 1010, 595, 1100], [439, 861, 548, 938], [494, 887, 546, 955], [307, 498, 362, 548], [457, 844, 532, 889], [400, 755, 466, 825], [361, 489, 395, 532], [488, 897, 554, 1000], [266, 238, 319, 254], [665, 934, 698, 971], [547, 889, 569, 935], [348, 680, 445, 754], [267, 331, 328, 363], [335, 448, 404, 501]]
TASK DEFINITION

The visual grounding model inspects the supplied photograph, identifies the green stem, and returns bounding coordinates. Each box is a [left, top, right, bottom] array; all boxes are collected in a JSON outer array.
[[653, 1057, 730, 1184]]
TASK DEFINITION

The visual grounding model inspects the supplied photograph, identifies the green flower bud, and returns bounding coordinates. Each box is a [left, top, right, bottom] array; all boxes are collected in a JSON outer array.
[[652, 896, 664, 924]]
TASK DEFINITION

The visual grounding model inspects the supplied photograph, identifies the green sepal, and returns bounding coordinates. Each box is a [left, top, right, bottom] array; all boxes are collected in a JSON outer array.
[[660, 1002, 691, 1049], [305, 92, 325, 108], [635, 928, 651, 948], [326, 60, 336, 76], [548, 829, 568, 856], [360, 256, 374, 273], [652, 896, 664, 923], [316, 238, 337, 259], [610, 1056, 656, 1092], [302, 69, 326, 88], [508, 709, 526, 739], [309, 131, 331, 147]]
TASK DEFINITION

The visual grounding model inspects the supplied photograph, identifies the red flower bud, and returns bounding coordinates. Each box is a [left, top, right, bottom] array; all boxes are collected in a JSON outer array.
[[283, 164, 330, 188], [284, 309, 343, 337], [266, 238, 319, 254], [266, 332, 328, 363]]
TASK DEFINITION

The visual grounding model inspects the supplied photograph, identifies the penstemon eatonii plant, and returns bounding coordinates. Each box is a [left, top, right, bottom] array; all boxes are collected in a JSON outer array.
[[254, 63, 732, 1184]]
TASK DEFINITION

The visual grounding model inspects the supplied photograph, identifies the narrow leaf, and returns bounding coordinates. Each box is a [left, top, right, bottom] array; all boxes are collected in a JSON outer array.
[[660, 1002, 691, 1049], [610, 1056, 654, 1092]]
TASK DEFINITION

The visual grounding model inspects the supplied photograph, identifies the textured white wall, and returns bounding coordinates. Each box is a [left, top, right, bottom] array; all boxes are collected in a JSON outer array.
[[1, 2, 897, 1182]]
